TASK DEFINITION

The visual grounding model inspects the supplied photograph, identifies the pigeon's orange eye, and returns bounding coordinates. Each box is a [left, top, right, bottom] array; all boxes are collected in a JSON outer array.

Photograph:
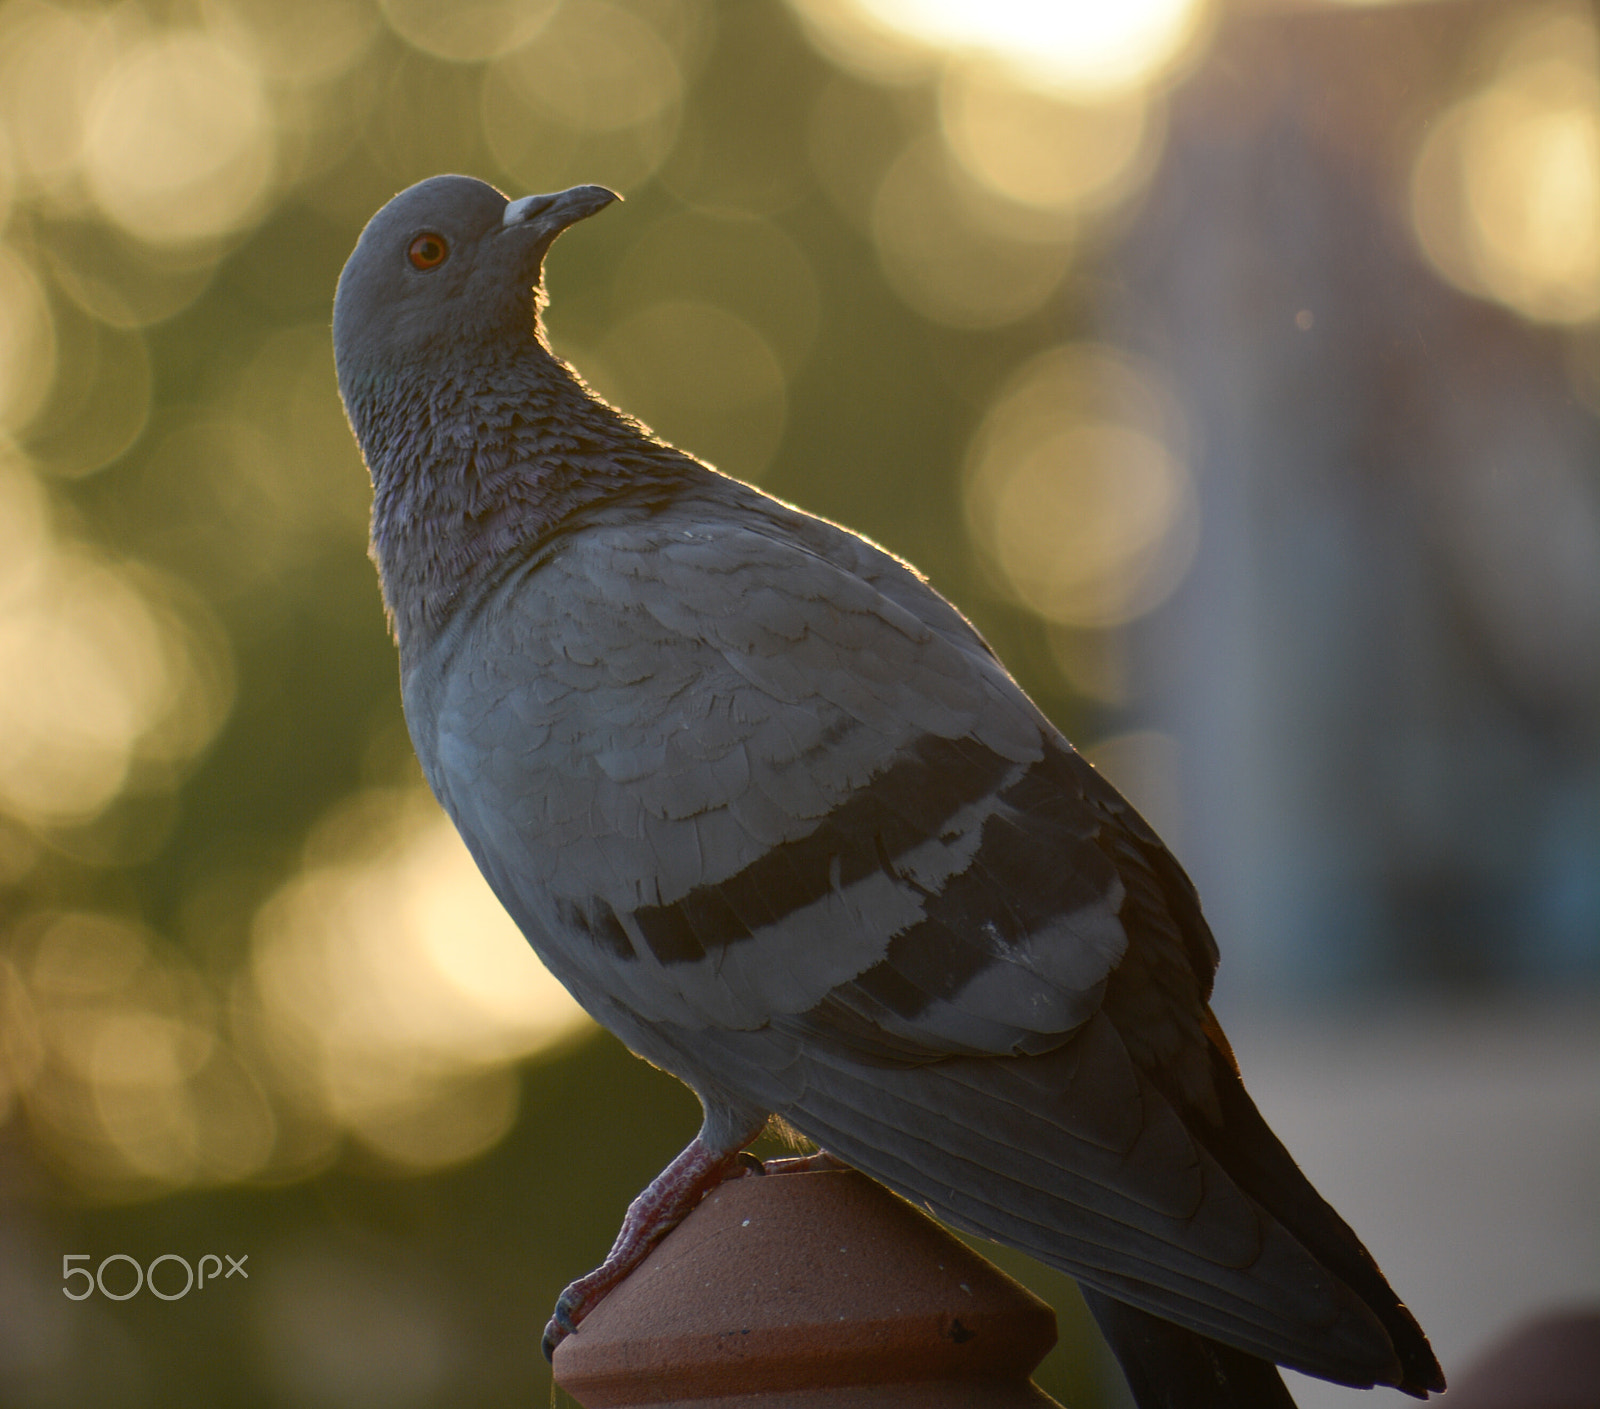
[[408, 233, 449, 270]]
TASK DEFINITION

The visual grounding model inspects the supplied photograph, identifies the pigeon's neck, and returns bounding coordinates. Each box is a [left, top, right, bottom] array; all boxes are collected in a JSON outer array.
[[355, 344, 697, 645]]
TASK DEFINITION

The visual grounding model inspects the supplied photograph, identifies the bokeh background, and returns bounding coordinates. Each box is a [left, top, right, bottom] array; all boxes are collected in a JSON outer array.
[[0, 0, 1596, 1404]]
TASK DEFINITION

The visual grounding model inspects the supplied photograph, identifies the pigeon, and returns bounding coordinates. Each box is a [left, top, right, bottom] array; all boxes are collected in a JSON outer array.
[[332, 175, 1445, 1408]]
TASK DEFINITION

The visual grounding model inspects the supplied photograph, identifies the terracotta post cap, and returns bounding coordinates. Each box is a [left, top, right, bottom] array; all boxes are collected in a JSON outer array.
[[553, 1165, 1063, 1408]]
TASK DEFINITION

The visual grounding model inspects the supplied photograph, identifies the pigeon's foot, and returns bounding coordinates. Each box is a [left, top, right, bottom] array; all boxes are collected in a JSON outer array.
[[542, 1133, 756, 1360]]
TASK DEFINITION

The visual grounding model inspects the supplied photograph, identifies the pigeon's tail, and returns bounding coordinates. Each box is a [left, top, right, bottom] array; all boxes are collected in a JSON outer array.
[[1081, 1286, 1299, 1409], [1163, 1035, 1445, 1401], [769, 1010, 1445, 1400]]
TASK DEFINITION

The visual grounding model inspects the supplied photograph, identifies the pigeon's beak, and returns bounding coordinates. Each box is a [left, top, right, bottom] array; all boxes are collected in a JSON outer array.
[[502, 185, 620, 245]]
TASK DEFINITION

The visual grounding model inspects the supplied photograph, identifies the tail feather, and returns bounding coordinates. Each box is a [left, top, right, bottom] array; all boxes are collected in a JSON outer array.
[[778, 1040, 1406, 1386], [749, 1015, 1444, 1395], [1166, 1041, 1445, 1397], [1082, 1285, 1300, 1409]]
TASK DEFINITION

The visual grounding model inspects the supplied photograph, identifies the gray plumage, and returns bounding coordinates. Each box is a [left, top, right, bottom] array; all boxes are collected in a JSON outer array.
[[333, 175, 1444, 1408]]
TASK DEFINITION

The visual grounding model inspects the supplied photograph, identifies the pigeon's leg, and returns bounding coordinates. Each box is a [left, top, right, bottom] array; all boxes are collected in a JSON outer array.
[[543, 1117, 765, 1359]]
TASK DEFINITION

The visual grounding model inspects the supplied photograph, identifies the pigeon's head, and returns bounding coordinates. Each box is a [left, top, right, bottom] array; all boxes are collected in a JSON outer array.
[[333, 174, 617, 398]]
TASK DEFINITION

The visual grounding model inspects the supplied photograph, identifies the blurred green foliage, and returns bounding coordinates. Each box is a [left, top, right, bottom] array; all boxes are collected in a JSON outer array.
[[0, 0, 1150, 1402]]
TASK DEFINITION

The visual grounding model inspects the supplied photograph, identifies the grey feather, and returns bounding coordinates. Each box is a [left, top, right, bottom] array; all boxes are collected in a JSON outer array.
[[333, 175, 1445, 1407]]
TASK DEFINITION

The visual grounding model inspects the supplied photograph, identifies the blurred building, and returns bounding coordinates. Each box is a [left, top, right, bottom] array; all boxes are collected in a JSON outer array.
[[1114, 0, 1600, 999]]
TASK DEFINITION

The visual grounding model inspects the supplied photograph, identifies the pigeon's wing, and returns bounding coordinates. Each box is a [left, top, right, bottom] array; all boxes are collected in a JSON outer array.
[[405, 483, 1121, 1043], [405, 482, 1435, 1396], [747, 763, 1437, 1392], [647, 677, 1430, 1390]]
